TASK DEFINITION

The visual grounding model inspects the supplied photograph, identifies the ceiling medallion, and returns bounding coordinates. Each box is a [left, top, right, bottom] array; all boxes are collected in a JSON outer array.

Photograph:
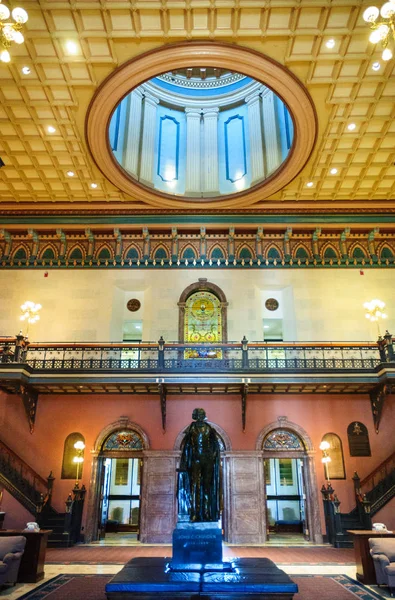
[[265, 298, 279, 311], [86, 42, 317, 210], [127, 299, 141, 312]]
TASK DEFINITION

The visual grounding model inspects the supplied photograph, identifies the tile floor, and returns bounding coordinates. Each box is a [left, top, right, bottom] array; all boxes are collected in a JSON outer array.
[[0, 540, 392, 600]]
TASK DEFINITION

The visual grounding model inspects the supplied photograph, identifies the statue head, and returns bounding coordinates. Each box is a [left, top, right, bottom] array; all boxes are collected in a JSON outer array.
[[192, 408, 206, 422]]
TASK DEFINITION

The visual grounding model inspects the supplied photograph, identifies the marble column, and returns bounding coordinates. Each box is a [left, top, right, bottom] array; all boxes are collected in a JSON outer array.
[[185, 107, 202, 195], [246, 92, 265, 184], [224, 451, 266, 544], [139, 450, 179, 543], [261, 90, 280, 176], [140, 92, 159, 186], [202, 107, 219, 195], [123, 89, 143, 178]]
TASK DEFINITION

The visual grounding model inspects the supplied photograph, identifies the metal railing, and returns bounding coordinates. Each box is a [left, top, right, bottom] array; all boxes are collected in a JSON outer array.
[[0, 337, 384, 373]]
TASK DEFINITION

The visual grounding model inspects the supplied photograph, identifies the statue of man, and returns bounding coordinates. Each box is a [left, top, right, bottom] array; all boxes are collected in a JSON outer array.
[[178, 408, 221, 522]]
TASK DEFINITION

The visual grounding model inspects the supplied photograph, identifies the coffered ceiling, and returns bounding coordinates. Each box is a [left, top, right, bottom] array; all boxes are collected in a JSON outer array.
[[0, 0, 394, 214]]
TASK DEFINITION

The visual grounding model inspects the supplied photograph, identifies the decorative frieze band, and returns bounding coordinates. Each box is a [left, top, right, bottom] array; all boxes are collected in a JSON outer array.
[[0, 227, 394, 269]]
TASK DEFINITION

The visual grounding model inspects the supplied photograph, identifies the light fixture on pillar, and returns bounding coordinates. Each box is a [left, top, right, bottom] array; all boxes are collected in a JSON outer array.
[[73, 441, 85, 485], [363, 298, 388, 336], [363, 2, 395, 61], [20, 301, 42, 336], [319, 440, 331, 482], [0, 1, 29, 63]]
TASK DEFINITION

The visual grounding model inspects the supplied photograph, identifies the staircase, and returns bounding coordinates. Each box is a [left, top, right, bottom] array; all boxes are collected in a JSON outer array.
[[0, 439, 85, 547], [322, 451, 395, 548]]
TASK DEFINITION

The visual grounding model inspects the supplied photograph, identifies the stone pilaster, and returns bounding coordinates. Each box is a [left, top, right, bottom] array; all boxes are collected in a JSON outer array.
[[246, 92, 265, 184], [140, 92, 159, 186], [261, 90, 280, 176], [202, 107, 219, 195], [185, 107, 202, 195], [123, 89, 143, 178]]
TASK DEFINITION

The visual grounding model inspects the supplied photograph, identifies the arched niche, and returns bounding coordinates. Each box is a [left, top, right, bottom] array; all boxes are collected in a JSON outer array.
[[321, 432, 346, 479], [178, 278, 228, 343], [61, 432, 85, 479]]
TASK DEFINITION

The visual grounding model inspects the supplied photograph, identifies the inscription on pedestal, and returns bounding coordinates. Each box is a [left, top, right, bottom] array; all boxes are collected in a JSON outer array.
[[172, 523, 223, 566]]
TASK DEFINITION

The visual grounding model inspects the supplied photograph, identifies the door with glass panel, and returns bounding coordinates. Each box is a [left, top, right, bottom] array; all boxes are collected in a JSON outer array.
[[101, 457, 142, 535], [265, 458, 304, 534]]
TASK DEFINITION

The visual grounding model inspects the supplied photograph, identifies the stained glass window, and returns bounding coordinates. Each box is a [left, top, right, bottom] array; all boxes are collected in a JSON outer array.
[[263, 429, 304, 450], [102, 430, 144, 451], [184, 290, 222, 359]]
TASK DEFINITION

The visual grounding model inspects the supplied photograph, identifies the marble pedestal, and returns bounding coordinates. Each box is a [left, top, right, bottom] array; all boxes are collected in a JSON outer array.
[[105, 556, 298, 599], [171, 522, 226, 570]]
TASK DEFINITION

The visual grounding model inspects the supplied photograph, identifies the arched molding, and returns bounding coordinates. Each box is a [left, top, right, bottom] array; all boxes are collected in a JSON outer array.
[[92, 417, 150, 454], [123, 243, 141, 260], [95, 243, 114, 260], [265, 244, 283, 260], [11, 243, 30, 260], [209, 244, 226, 260], [256, 416, 314, 452], [39, 243, 57, 260], [237, 244, 255, 259], [86, 42, 317, 210], [322, 242, 339, 259], [349, 242, 366, 258], [173, 420, 232, 451], [152, 243, 169, 260], [293, 243, 310, 259], [180, 244, 197, 260], [178, 278, 228, 305], [67, 243, 86, 260]]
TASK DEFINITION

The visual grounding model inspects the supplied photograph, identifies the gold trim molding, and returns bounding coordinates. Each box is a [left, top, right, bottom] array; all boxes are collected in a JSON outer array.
[[86, 42, 318, 210]]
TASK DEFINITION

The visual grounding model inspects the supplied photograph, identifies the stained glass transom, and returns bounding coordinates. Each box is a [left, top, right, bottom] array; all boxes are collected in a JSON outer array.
[[102, 430, 144, 451], [263, 429, 304, 450]]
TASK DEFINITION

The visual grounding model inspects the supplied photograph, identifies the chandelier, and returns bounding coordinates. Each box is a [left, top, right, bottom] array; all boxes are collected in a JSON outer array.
[[0, 0, 28, 63], [363, 2, 395, 61]]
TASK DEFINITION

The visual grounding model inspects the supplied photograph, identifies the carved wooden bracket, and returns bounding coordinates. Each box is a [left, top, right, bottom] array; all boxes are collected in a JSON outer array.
[[158, 382, 166, 431], [18, 383, 38, 434], [369, 382, 391, 433], [241, 383, 248, 431]]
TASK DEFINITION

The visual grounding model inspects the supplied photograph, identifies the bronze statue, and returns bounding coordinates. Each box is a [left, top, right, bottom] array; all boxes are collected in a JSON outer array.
[[177, 408, 221, 522]]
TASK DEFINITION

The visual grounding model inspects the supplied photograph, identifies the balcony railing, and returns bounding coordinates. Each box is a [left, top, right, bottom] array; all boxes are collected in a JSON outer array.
[[0, 336, 387, 374]]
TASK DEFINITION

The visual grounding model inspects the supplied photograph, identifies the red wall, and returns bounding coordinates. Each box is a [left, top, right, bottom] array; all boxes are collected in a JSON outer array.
[[1, 389, 394, 534], [1, 489, 34, 530]]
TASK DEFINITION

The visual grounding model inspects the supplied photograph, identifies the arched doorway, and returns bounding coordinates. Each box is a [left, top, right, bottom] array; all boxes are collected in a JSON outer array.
[[174, 419, 231, 541], [86, 418, 150, 543], [256, 417, 322, 544]]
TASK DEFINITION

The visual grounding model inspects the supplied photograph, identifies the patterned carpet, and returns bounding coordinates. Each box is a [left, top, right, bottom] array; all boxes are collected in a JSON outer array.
[[17, 574, 383, 600], [45, 545, 355, 564]]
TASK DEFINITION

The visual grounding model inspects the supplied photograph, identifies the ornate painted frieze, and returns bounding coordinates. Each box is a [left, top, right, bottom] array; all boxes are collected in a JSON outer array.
[[0, 227, 394, 269]]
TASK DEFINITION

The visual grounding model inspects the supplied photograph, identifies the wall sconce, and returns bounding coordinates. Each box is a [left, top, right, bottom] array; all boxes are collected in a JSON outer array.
[[319, 440, 331, 482], [20, 301, 42, 336], [364, 298, 388, 336], [73, 440, 85, 485]]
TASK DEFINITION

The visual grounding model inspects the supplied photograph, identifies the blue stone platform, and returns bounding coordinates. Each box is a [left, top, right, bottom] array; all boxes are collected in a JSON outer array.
[[105, 557, 298, 599]]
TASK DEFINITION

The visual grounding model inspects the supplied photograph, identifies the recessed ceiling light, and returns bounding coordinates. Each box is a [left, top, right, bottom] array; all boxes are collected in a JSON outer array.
[[263, 325, 270, 329], [65, 40, 78, 54], [90, 182, 98, 189], [306, 181, 314, 188], [66, 171, 75, 177], [47, 126, 56, 134], [22, 66, 30, 75], [326, 39, 336, 49], [347, 123, 356, 131], [372, 61, 381, 71], [382, 48, 393, 61], [330, 168, 338, 175]]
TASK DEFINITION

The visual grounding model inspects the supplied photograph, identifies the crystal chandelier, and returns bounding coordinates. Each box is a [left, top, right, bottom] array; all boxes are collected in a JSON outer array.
[[363, 2, 395, 61], [0, 0, 28, 63]]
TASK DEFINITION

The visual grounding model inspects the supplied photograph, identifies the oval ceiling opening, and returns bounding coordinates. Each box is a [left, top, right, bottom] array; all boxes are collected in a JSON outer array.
[[109, 68, 294, 198]]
